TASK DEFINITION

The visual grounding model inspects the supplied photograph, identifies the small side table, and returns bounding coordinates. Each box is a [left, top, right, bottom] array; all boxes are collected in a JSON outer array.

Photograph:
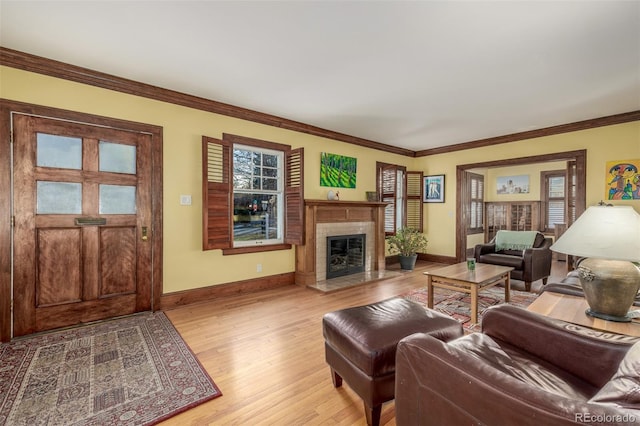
[[527, 292, 640, 338]]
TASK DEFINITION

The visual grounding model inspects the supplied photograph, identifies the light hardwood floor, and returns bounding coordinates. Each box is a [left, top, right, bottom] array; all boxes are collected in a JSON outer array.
[[161, 260, 569, 425]]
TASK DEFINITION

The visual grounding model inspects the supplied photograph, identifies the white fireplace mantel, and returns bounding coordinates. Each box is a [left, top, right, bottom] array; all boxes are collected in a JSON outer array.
[[294, 199, 387, 286]]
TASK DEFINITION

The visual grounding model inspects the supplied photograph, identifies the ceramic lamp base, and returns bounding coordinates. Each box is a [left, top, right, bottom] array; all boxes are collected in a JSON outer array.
[[585, 308, 633, 323], [578, 258, 640, 322]]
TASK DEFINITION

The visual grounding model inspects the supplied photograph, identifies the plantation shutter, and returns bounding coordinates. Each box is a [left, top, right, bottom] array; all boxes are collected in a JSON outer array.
[[566, 160, 577, 226], [547, 175, 565, 229], [380, 165, 397, 235], [285, 147, 304, 245], [469, 173, 484, 232], [202, 136, 232, 250], [406, 171, 423, 232]]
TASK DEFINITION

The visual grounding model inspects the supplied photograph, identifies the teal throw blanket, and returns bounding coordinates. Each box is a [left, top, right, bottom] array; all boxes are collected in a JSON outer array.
[[495, 230, 538, 251]]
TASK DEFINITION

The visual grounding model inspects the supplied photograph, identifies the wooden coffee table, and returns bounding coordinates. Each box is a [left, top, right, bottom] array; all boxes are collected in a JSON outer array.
[[424, 262, 514, 324]]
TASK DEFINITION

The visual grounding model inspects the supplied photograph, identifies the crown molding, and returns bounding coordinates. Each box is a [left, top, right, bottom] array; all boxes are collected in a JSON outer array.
[[0, 47, 414, 157], [415, 111, 640, 157], [2, 46, 637, 158]]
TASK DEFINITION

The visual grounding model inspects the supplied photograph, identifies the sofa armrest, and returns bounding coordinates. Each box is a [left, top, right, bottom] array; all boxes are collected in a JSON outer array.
[[482, 305, 637, 388], [521, 238, 553, 279], [395, 332, 635, 426], [474, 243, 496, 260], [523, 245, 552, 263]]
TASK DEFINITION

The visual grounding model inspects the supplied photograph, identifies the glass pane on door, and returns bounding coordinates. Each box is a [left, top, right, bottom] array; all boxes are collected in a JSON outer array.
[[99, 141, 136, 174], [36, 133, 82, 169], [36, 181, 82, 214], [99, 184, 136, 214]]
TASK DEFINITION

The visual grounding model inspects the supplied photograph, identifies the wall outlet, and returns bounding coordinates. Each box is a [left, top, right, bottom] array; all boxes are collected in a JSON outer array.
[[256, 263, 262, 272], [180, 195, 192, 206]]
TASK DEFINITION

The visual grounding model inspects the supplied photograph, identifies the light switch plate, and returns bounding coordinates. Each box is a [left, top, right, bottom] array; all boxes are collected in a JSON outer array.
[[180, 195, 192, 206]]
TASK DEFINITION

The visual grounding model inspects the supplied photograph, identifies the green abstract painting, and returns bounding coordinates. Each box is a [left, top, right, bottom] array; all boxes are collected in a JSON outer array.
[[320, 152, 357, 188]]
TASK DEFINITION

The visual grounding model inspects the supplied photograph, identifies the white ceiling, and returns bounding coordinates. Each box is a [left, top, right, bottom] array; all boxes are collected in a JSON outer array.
[[1, 1, 639, 152]]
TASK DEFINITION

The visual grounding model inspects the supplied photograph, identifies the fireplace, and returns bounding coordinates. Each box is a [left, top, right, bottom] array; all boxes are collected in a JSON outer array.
[[326, 234, 366, 279], [295, 200, 387, 286]]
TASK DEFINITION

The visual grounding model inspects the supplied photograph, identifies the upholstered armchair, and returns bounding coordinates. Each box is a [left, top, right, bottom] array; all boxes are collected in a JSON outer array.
[[474, 231, 552, 291], [395, 305, 640, 426]]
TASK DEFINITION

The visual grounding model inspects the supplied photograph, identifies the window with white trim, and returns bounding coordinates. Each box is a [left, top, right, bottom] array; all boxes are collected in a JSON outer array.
[[202, 134, 303, 253], [232, 144, 283, 246]]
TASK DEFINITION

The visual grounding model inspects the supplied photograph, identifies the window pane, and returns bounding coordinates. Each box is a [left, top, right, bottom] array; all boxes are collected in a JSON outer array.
[[549, 176, 565, 197], [233, 193, 279, 241], [263, 154, 277, 167], [100, 184, 136, 214], [99, 141, 136, 174], [233, 148, 254, 189], [262, 178, 277, 191], [37, 181, 82, 214], [37, 133, 82, 170], [234, 146, 282, 191], [234, 175, 251, 190], [548, 200, 565, 228]]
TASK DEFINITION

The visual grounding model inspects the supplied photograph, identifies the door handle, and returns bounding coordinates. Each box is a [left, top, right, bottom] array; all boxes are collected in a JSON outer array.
[[141, 226, 149, 241]]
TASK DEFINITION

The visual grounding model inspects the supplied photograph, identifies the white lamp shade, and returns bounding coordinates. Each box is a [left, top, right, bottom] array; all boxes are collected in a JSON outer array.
[[550, 205, 640, 262]]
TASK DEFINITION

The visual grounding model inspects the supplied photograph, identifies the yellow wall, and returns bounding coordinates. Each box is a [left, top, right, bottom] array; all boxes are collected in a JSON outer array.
[[0, 66, 413, 294], [415, 122, 640, 257], [2, 66, 639, 292]]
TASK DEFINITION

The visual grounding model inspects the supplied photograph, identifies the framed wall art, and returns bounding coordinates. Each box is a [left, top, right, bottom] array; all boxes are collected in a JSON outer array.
[[320, 152, 357, 188], [496, 175, 529, 194], [606, 159, 640, 200], [423, 174, 445, 203]]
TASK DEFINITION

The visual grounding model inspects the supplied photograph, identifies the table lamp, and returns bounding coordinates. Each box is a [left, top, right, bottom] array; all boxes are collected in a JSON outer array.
[[550, 204, 640, 322]]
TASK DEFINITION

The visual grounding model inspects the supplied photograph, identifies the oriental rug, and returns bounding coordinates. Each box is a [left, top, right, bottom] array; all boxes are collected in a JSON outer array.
[[0, 312, 221, 426], [403, 286, 539, 333]]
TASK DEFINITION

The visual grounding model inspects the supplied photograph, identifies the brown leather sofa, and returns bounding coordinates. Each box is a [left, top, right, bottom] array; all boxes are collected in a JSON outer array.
[[474, 231, 552, 291], [395, 304, 640, 425]]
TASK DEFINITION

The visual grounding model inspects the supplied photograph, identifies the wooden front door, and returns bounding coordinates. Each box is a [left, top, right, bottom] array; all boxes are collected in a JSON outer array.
[[12, 114, 153, 337]]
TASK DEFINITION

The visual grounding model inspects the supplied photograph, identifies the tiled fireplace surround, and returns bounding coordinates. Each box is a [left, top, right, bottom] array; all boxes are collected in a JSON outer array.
[[316, 222, 374, 281], [294, 200, 387, 287]]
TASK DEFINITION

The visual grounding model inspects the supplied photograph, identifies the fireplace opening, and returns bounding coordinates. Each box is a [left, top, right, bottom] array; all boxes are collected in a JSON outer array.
[[326, 234, 366, 279]]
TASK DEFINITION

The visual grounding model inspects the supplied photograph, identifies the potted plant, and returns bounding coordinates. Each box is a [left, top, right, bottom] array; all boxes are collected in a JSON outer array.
[[386, 227, 428, 270]]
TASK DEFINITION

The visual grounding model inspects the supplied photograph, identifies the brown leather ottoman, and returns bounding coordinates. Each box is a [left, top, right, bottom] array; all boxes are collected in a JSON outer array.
[[322, 297, 463, 426]]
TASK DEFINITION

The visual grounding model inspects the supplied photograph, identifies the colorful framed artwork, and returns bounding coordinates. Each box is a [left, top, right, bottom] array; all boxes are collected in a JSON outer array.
[[606, 159, 640, 200], [320, 152, 357, 188], [496, 175, 529, 194], [423, 175, 445, 203]]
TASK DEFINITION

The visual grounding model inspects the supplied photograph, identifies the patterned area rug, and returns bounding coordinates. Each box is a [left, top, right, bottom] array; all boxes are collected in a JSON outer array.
[[0, 312, 221, 425], [403, 285, 539, 333]]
